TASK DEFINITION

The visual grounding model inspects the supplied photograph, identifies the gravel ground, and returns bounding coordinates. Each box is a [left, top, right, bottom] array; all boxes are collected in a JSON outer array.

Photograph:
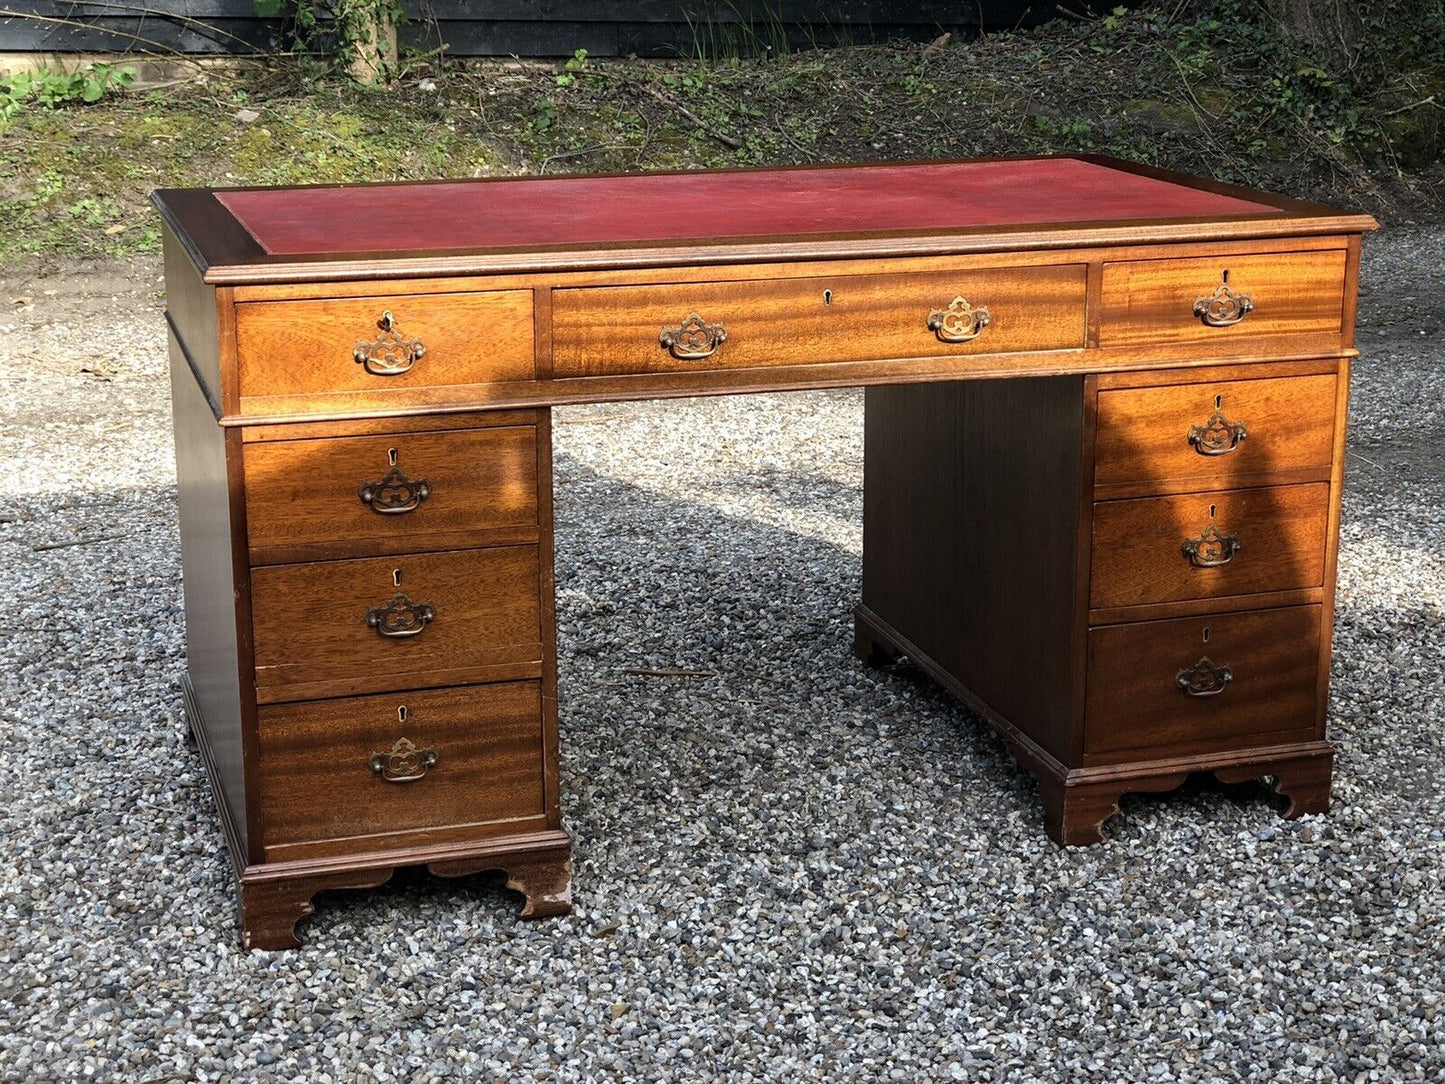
[[0, 225, 1442, 1083]]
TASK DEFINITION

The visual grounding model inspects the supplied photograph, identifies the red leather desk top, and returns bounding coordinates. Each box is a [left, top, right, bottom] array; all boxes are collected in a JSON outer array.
[[214, 158, 1283, 258]]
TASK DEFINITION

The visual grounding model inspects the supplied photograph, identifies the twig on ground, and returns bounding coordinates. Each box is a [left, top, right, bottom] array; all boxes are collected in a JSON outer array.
[[638, 83, 743, 149], [1383, 95, 1438, 116], [623, 667, 718, 679], [33, 535, 123, 552]]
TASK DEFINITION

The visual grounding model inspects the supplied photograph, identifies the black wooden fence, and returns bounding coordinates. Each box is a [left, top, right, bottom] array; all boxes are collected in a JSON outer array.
[[2, 1, 1060, 57]]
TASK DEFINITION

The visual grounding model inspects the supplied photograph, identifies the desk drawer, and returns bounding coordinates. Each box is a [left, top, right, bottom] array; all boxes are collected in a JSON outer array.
[[257, 681, 547, 859], [250, 546, 542, 702], [1085, 605, 1321, 757], [1099, 250, 1346, 348], [235, 291, 534, 401], [551, 265, 1086, 377], [1095, 373, 1337, 492], [1090, 483, 1330, 609], [244, 423, 539, 564]]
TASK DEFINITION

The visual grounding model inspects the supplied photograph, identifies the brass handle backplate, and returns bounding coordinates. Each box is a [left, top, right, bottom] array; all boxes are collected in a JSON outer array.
[[359, 466, 431, 515], [1182, 523, 1242, 568], [365, 592, 435, 637], [1193, 279, 1254, 327], [354, 310, 427, 376], [659, 313, 728, 360], [370, 737, 438, 783], [1187, 410, 1248, 456], [926, 296, 991, 343], [1177, 656, 1233, 697]]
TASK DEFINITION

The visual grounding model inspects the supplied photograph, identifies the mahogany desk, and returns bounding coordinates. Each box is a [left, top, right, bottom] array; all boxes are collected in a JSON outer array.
[[153, 156, 1376, 949]]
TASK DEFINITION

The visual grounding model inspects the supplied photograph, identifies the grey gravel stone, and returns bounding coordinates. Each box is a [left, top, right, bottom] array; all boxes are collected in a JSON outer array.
[[0, 224, 1442, 1083]]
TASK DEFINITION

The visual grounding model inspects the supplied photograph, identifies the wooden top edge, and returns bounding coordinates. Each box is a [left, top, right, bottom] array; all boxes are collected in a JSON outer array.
[[184, 216, 1376, 286], [150, 155, 1378, 286]]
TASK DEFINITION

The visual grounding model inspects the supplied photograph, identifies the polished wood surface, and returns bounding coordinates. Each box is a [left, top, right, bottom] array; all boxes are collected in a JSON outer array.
[[1084, 605, 1321, 757], [243, 420, 539, 564], [552, 264, 1087, 376], [1093, 372, 1338, 495], [157, 158, 1372, 946], [235, 290, 534, 400], [249, 545, 542, 702], [256, 681, 547, 859], [1099, 249, 1347, 347], [860, 376, 1085, 765], [1089, 483, 1330, 608]]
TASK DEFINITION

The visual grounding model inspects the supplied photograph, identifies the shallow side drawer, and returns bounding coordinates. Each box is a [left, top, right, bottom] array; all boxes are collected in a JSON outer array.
[[244, 422, 539, 564], [235, 290, 534, 401], [250, 546, 542, 702]]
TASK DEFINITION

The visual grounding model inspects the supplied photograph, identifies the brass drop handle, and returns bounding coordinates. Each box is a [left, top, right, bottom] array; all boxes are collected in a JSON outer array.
[[1193, 274, 1254, 327], [354, 310, 427, 376], [1177, 656, 1233, 698], [370, 737, 438, 783], [926, 296, 991, 343], [1182, 523, 1242, 568], [1187, 410, 1248, 456], [365, 591, 435, 637], [359, 465, 431, 514], [659, 313, 727, 360]]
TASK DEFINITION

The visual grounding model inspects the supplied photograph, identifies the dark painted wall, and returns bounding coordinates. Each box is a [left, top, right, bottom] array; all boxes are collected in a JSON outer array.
[[3, 1, 1060, 57]]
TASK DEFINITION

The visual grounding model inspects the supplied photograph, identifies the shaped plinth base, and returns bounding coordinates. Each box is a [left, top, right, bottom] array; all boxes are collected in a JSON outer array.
[[238, 842, 573, 950]]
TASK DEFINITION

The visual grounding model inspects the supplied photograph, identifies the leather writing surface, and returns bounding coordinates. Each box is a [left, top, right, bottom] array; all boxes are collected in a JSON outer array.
[[215, 158, 1281, 257]]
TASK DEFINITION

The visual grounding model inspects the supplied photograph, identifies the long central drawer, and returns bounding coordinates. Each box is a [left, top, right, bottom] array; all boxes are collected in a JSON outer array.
[[551, 264, 1087, 377]]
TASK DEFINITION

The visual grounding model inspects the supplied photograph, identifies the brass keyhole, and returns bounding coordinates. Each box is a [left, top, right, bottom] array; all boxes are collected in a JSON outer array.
[[393, 568, 403, 587], [1209, 504, 1217, 519], [1215, 394, 1223, 409], [398, 705, 408, 723], [823, 289, 833, 306], [388, 447, 398, 466], [1202, 627, 1211, 643]]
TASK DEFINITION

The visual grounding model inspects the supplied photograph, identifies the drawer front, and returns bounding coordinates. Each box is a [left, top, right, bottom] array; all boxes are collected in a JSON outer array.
[[551, 264, 1087, 377], [1099, 250, 1347, 348], [244, 423, 539, 563], [1095, 374, 1337, 491], [257, 681, 547, 857], [1085, 605, 1321, 757], [1090, 483, 1330, 609], [235, 291, 534, 400], [250, 546, 542, 702]]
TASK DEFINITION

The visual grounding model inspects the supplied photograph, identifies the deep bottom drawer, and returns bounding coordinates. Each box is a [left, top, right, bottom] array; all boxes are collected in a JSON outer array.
[[1085, 605, 1321, 757], [257, 681, 548, 859]]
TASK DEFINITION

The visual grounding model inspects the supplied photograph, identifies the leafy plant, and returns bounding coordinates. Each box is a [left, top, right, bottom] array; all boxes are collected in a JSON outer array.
[[258, 0, 406, 80], [0, 64, 135, 120], [556, 49, 590, 88]]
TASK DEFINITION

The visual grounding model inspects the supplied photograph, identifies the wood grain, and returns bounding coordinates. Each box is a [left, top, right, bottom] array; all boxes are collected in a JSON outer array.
[[243, 423, 539, 564], [234, 290, 534, 400], [169, 324, 252, 855], [1089, 483, 1330, 608], [860, 376, 1085, 764], [1100, 249, 1347, 347], [553, 264, 1087, 377], [256, 681, 547, 859], [1094, 372, 1338, 495], [249, 546, 542, 702], [1084, 605, 1321, 758]]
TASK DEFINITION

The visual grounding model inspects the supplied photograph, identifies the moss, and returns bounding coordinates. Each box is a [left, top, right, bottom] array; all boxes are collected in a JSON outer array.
[[0, 5, 1438, 259]]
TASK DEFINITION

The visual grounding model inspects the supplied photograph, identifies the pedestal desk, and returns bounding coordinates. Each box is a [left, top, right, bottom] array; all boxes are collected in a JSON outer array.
[[153, 156, 1376, 949]]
